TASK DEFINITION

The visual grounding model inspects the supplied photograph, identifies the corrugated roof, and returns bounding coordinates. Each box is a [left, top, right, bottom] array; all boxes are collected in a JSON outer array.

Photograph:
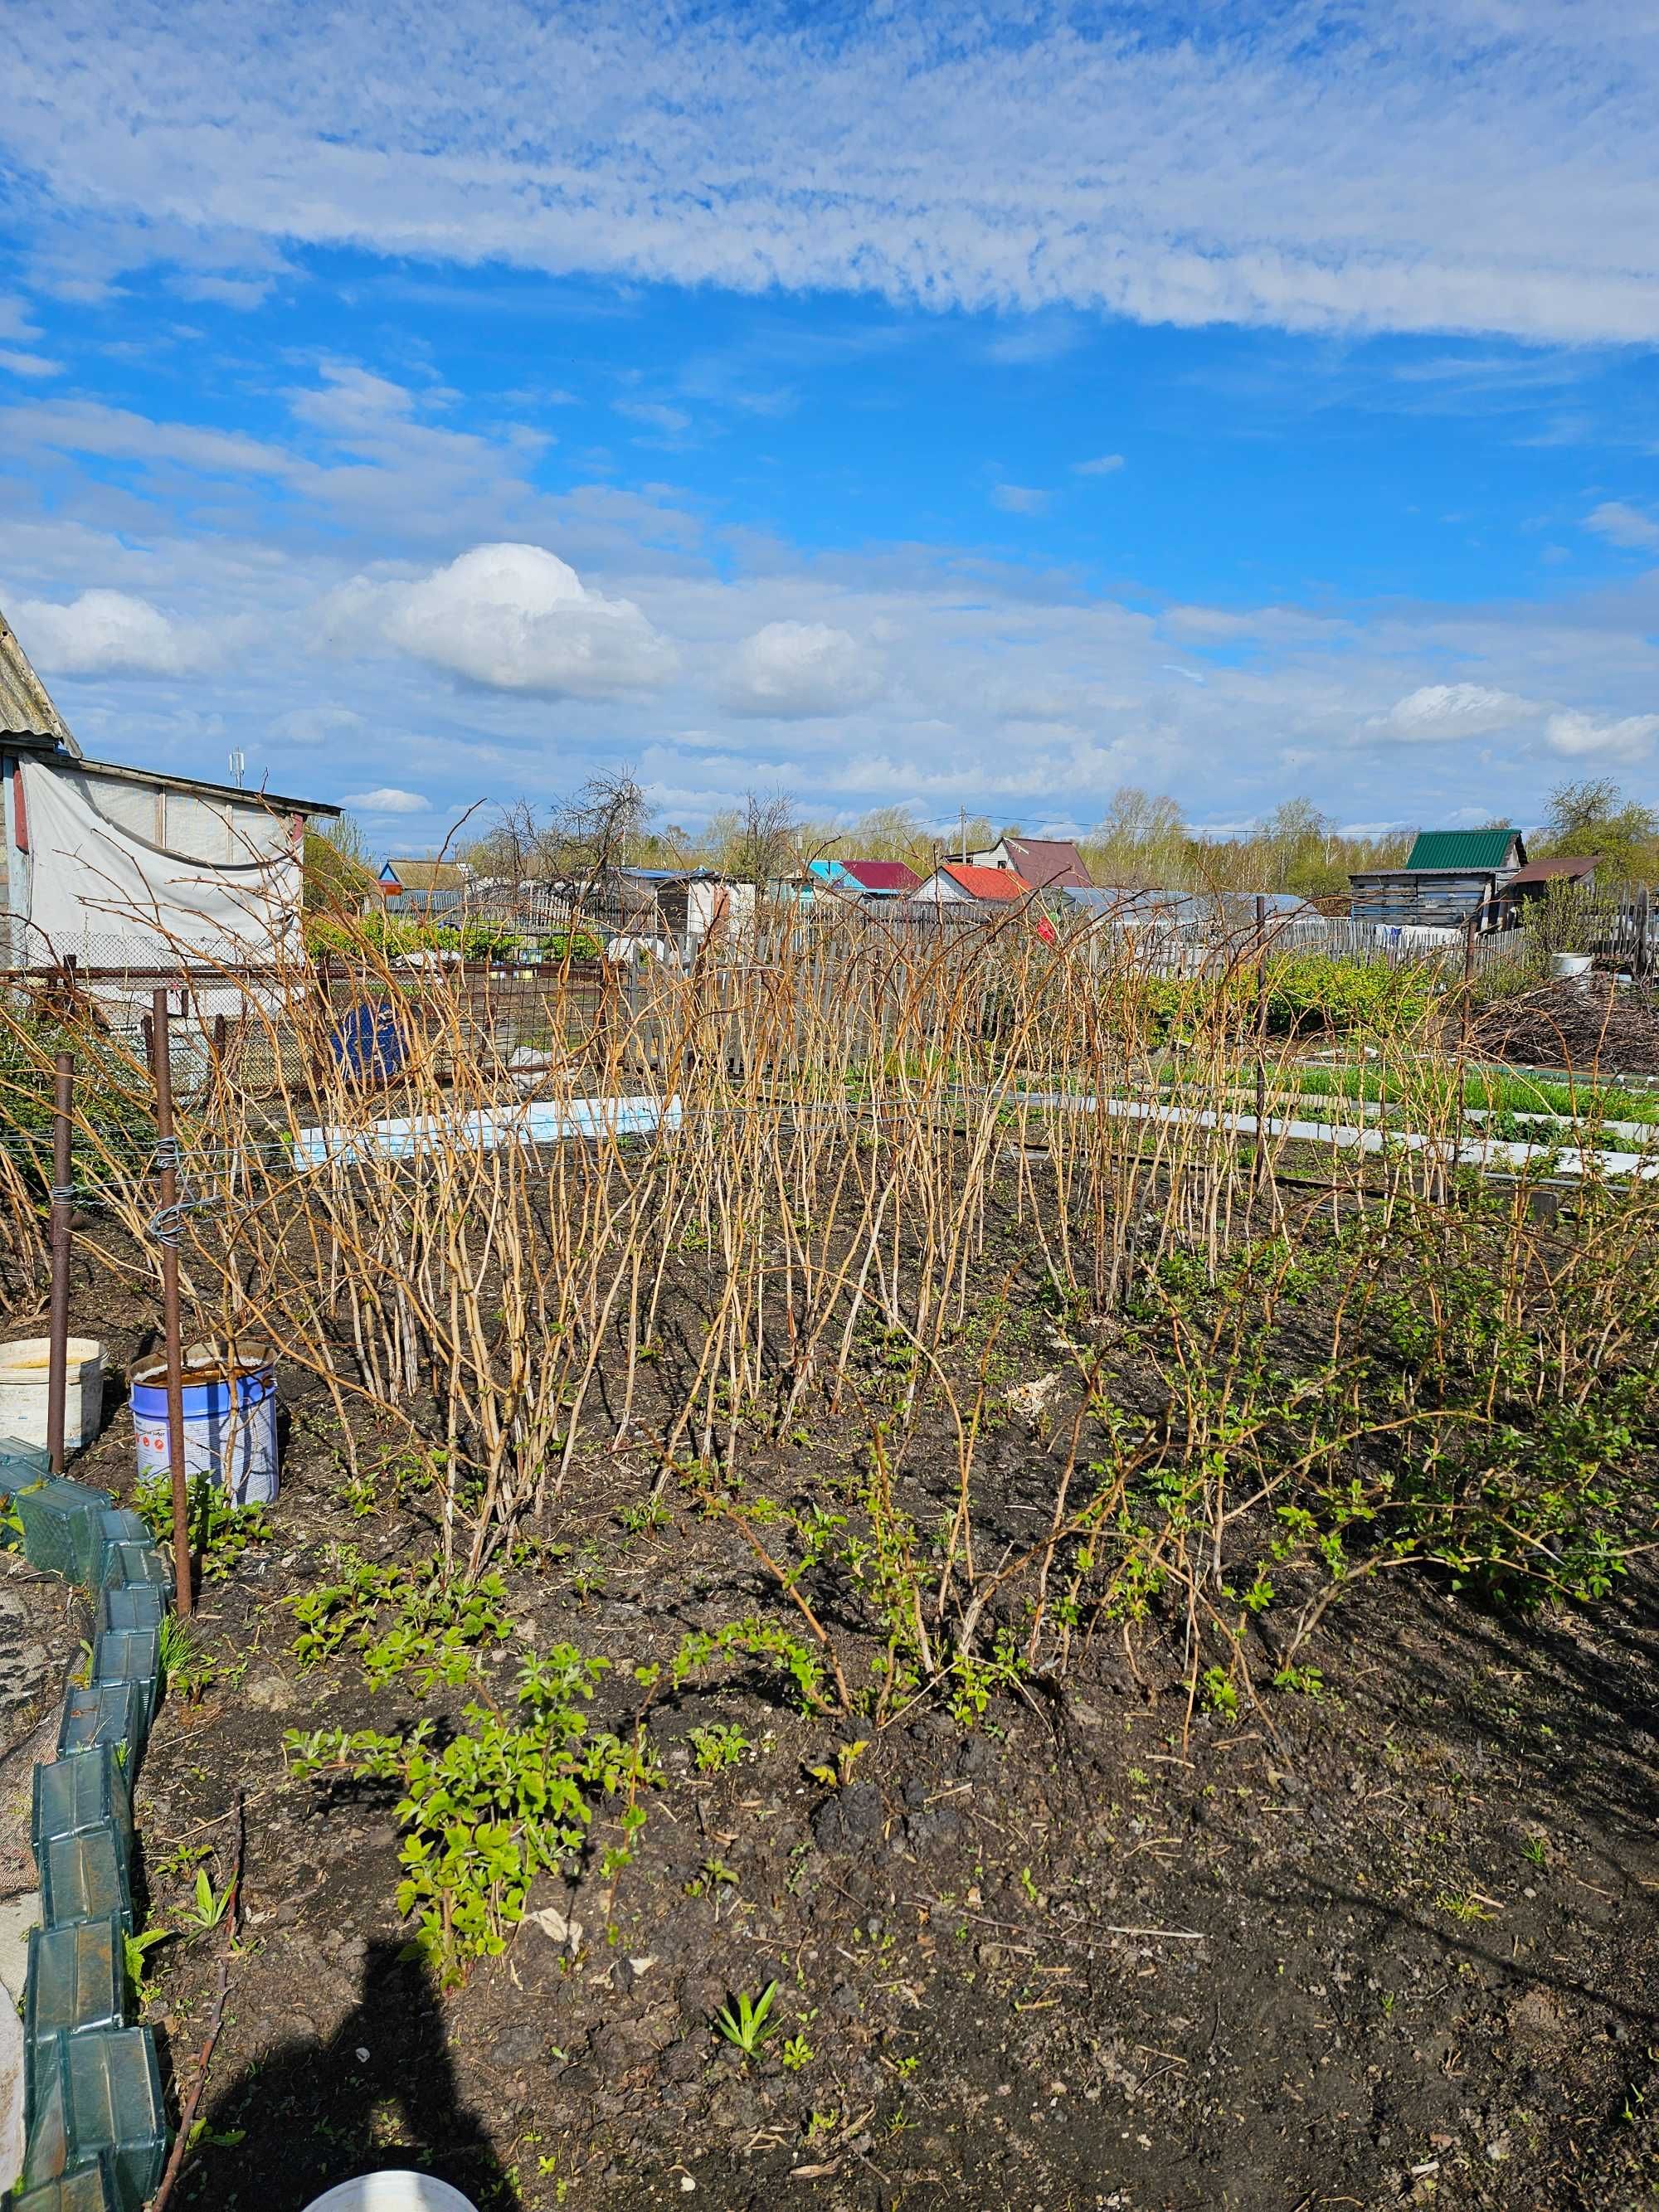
[[842, 859, 921, 892], [1503, 855, 1598, 887], [0, 605, 80, 756], [939, 863, 1032, 902], [1404, 828, 1522, 872], [1002, 837, 1092, 889]]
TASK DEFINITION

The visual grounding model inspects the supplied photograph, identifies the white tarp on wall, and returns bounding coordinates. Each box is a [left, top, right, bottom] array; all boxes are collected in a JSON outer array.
[[19, 759, 300, 969]]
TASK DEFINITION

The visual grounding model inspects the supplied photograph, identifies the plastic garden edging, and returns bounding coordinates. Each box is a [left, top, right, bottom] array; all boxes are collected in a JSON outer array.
[[3, 1470, 175, 2212]]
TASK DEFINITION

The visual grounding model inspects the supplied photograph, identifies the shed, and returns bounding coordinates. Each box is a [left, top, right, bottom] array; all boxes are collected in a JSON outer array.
[[1348, 827, 1526, 932], [1495, 854, 1600, 916], [616, 867, 755, 940], [379, 860, 471, 918], [0, 601, 338, 972]]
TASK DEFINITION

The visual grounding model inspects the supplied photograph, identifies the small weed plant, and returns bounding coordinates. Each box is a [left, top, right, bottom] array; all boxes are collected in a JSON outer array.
[[288, 1551, 513, 1693], [135, 1473, 270, 1582], [713, 1981, 779, 2057]]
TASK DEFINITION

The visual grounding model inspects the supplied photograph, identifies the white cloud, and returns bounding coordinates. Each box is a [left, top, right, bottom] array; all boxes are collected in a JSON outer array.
[[1073, 455, 1125, 476], [354, 542, 676, 698], [9, 5, 1659, 343], [722, 620, 886, 719], [12, 589, 216, 677], [1, 397, 291, 478], [1584, 501, 1659, 551], [990, 484, 1051, 515], [275, 704, 366, 746], [614, 400, 692, 438], [8, 372, 1659, 846], [1369, 683, 1535, 741], [0, 349, 61, 380], [1544, 709, 1659, 761], [342, 787, 430, 814]]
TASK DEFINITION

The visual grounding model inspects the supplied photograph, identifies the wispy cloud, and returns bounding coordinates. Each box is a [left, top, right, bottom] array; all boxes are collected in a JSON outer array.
[[614, 398, 693, 440], [1073, 454, 1125, 477], [7, 5, 1659, 343], [990, 484, 1051, 515], [1585, 500, 1659, 551], [0, 348, 61, 380]]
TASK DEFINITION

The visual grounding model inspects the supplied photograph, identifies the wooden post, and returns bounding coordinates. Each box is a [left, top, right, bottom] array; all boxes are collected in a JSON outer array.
[[46, 1053, 74, 1475], [150, 989, 194, 1616], [1636, 886, 1651, 984]]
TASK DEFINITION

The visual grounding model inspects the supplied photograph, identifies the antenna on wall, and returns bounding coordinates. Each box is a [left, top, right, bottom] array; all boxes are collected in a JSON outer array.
[[228, 750, 246, 789]]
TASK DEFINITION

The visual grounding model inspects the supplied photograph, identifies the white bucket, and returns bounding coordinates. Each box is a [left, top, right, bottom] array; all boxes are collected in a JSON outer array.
[[301, 2176, 479, 2212], [129, 1344, 278, 1506], [1550, 952, 1594, 982], [0, 1337, 103, 1453]]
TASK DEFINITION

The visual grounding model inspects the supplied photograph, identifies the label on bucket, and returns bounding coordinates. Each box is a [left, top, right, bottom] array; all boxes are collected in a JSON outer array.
[[131, 1374, 277, 1507]]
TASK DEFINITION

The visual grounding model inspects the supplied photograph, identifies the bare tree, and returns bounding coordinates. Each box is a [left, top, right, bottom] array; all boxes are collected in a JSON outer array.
[[723, 789, 802, 897], [547, 772, 649, 898]]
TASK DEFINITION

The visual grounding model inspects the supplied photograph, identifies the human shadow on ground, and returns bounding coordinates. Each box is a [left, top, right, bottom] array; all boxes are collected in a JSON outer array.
[[178, 1937, 507, 2211]]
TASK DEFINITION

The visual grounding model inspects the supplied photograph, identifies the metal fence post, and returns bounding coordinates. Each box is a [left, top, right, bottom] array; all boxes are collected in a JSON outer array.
[[46, 1053, 74, 1475], [150, 989, 194, 1615]]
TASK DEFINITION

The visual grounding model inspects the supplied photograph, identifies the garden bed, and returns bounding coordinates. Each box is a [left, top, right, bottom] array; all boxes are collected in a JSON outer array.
[[44, 1223, 1659, 2212]]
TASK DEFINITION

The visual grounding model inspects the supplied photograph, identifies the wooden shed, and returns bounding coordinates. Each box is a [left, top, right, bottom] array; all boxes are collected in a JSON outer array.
[[1348, 828, 1527, 932]]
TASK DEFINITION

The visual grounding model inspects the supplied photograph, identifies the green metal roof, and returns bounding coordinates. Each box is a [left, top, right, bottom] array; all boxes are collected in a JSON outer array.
[[1404, 828, 1521, 872]]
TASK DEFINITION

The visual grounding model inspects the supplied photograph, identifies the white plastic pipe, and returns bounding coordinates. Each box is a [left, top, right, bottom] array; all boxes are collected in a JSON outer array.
[[292, 1096, 679, 1170], [1010, 1089, 1659, 1183]]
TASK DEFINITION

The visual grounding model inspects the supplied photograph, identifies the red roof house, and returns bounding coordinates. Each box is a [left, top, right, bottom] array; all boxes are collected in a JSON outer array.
[[915, 862, 1034, 903], [841, 859, 922, 895]]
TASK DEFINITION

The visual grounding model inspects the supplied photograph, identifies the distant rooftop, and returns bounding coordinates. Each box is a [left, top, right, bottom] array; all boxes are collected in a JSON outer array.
[[938, 862, 1032, 902], [1504, 855, 1599, 888], [382, 859, 468, 892], [842, 859, 921, 893], [1403, 828, 1525, 873]]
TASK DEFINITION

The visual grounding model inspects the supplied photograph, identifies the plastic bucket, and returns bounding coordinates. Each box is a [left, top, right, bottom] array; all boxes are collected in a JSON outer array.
[[332, 1002, 406, 1082], [301, 2176, 479, 2212], [129, 1345, 277, 1506], [1550, 952, 1594, 982], [0, 1337, 104, 1453]]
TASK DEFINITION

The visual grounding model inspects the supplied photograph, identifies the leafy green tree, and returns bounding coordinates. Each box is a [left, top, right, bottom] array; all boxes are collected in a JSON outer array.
[[303, 811, 375, 912], [1535, 778, 1659, 883]]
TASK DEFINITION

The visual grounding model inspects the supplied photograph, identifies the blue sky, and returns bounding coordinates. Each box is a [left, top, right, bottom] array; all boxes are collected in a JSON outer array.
[[2, 2, 1658, 856]]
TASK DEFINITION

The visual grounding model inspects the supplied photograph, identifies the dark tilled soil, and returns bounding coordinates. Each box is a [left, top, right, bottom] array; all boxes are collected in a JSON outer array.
[[29, 1288, 1659, 2212]]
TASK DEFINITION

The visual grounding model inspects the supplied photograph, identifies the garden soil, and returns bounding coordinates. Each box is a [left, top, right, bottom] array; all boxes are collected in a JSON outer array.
[[26, 1286, 1659, 2212]]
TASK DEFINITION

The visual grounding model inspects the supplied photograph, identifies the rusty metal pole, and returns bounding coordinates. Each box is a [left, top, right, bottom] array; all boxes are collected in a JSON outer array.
[[149, 989, 193, 1615], [46, 1053, 74, 1475]]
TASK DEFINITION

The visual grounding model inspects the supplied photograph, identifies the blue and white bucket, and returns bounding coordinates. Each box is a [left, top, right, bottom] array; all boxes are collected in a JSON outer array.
[[130, 1347, 278, 1506]]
